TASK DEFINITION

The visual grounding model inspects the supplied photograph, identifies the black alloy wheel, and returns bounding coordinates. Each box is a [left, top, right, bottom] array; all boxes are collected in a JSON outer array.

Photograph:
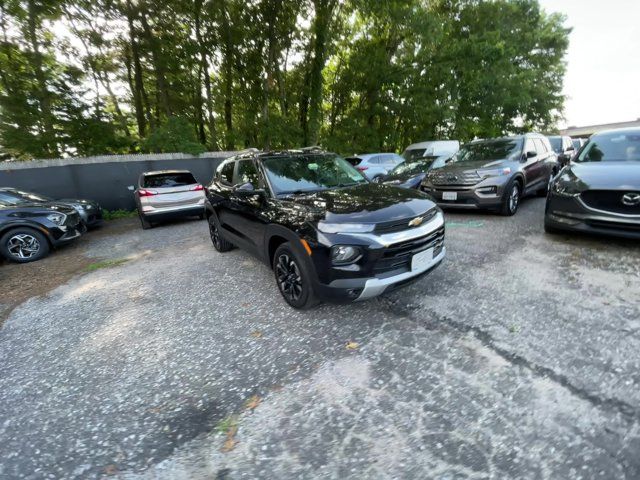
[[209, 216, 233, 252], [273, 243, 318, 309]]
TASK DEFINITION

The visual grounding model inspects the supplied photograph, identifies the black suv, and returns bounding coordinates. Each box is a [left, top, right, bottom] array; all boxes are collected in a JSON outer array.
[[205, 149, 445, 308], [420, 133, 559, 215], [0, 198, 84, 263]]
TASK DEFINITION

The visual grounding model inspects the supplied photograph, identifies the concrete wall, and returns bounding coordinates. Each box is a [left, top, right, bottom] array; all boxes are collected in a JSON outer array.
[[0, 152, 236, 211]]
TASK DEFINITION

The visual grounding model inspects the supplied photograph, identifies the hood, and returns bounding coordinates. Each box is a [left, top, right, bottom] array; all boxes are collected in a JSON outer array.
[[0, 201, 76, 215], [569, 162, 640, 189], [286, 183, 436, 224], [435, 159, 514, 173], [384, 173, 426, 188]]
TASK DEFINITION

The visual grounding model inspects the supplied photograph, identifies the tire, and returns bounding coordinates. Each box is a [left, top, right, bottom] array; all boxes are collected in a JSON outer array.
[[0, 228, 50, 263], [139, 213, 153, 230], [500, 179, 521, 216], [198, 212, 205, 220], [208, 215, 233, 252], [273, 242, 319, 310]]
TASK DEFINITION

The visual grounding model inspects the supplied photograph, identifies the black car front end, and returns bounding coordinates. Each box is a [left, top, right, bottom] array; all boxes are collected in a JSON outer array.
[[545, 129, 640, 239], [545, 180, 640, 239], [304, 206, 446, 303]]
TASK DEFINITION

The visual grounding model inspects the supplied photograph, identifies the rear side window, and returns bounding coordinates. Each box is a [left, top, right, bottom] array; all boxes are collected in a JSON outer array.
[[345, 157, 362, 166], [143, 172, 196, 188]]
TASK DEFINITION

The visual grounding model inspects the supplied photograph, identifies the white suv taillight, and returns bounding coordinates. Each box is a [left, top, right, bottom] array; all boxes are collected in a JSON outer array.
[[138, 189, 158, 197], [190, 184, 204, 191]]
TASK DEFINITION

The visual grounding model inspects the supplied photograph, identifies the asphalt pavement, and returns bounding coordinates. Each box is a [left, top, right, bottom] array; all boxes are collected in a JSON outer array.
[[0, 196, 638, 479]]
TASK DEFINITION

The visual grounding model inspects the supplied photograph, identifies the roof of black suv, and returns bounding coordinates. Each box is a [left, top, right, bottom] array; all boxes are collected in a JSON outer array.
[[235, 146, 328, 160]]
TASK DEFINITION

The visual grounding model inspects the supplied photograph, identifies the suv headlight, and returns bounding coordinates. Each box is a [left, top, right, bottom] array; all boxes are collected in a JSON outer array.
[[318, 221, 374, 233], [477, 167, 511, 178], [331, 245, 362, 264], [47, 213, 66, 225], [552, 179, 581, 197]]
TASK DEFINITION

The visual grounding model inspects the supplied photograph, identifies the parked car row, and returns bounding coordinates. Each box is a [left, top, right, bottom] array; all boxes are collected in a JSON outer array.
[[2, 128, 637, 310]]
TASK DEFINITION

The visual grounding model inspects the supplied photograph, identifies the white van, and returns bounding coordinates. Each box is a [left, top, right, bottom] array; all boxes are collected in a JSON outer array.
[[402, 140, 460, 169]]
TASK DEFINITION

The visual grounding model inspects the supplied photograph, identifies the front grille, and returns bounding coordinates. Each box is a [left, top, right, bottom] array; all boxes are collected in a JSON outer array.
[[374, 226, 445, 275], [429, 170, 481, 186], [374, 209, 437, 234], [580, 190, 640, 216]]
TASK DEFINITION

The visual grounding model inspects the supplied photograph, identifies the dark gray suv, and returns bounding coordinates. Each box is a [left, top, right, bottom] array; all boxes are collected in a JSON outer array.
[[420, 134, 559, 215]]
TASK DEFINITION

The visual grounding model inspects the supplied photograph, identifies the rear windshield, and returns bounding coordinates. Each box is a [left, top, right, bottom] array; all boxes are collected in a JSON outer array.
[[143, 172, 197, 188], [576, 132, 640, 162], [344, 157, 362, 166]]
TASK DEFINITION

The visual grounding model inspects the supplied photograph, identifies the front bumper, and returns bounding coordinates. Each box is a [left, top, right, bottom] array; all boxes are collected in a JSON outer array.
[[312, 212, 446, 302], [545, 193, 640, 239]]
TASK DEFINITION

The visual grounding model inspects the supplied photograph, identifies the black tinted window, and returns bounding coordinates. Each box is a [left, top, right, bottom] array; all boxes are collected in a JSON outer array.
[[143, 172, 196, 188], [453, 139, 523, 163], [233, 160, 260, 187], [217, 161, 235, 185], [403, 149, 426, 161], [577, 132, 640, 162], [345, 157, 361, 166]]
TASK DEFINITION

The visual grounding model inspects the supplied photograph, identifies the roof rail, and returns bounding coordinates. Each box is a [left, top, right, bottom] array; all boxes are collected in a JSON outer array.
[[300, 146, 325, 153]]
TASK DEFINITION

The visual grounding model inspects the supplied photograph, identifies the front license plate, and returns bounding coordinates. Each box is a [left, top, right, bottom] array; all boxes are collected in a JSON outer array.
[[442, 191, 457, 201], [411, 248, 434, 272]]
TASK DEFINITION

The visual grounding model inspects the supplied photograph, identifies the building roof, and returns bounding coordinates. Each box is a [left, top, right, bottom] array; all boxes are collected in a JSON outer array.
[[560, 119, 640, 137]]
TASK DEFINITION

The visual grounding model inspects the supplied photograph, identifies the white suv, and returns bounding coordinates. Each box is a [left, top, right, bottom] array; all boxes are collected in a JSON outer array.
[[345, 153, 405, 182]]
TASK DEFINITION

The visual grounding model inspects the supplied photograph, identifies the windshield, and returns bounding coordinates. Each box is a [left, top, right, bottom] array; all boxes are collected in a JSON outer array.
[[390, 156, 438, 176], [262, 154, 368, 195], [451, 139, 523, 163], [576, 132, 640, 162], [0, 189, 51, 203], [402, 148, 426, 161]]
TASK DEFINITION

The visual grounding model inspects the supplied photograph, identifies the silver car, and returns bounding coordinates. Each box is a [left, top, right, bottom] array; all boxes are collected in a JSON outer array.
[[132, 170, 205, 229]]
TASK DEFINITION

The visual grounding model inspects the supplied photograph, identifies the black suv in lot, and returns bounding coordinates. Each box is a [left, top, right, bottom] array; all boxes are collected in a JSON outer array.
[[421, 133, 558, 215], [0, 198, 84, 263], [205, 149, 445, 308]]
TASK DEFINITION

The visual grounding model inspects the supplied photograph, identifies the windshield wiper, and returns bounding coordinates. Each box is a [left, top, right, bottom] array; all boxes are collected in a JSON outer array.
[[278, 189, 318, 197]]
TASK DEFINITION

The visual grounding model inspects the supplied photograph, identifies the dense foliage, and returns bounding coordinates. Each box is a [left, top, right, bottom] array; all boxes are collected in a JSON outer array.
[[0, 0, 569, 160]]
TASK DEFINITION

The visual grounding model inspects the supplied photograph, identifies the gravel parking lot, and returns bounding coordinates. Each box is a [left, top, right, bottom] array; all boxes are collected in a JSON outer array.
[[1, 196, 639, 479]]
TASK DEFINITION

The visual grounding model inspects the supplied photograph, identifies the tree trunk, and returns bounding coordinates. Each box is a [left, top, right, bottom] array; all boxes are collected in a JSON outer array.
[[306, 0, 336, 146], [26, 0, 57, 156], [139, 7, 171, 118], [195, 0, 216, 149], [126, 0, 147, 137], [220, 1, 234, 150]]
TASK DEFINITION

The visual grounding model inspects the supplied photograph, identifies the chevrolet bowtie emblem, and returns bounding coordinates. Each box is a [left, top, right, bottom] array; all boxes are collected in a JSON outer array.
[[408, 216, 424, 227]]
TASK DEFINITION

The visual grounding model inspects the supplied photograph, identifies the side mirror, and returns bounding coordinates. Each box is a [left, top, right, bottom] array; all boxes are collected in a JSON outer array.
[[566, 145, 575, 152], [233, 182, 265, 197], [127, 185, 135, 191], [526, 151, 537, 158]]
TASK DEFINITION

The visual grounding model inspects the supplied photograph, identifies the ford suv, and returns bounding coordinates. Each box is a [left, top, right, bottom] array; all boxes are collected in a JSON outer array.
[[205, 148, 445, 309], [420, 134, 558, 215]]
